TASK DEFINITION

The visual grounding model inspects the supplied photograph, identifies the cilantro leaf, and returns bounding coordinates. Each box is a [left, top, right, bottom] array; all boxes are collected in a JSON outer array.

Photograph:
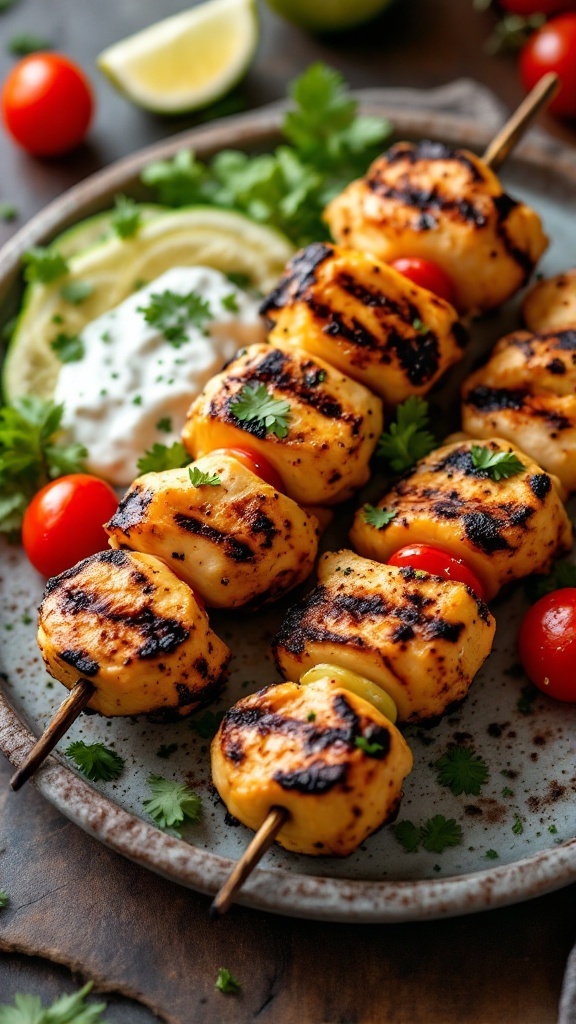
[[111, 194, 141, 239], [0, 202, 17, 222], [393, 820, 421, 853], [188, 466, 221, 488], [524, 558, 576, 603], [22, 246, 68, 285], [0, 397, 87, 534], [355, 735, 385, 757], [8, 33, 52, 56], [376, 396, 436, 473], [0, 982, 107, 1024], [221, 292, 240, 312], [60, 280, 94, 305], [362, 504, 397, 529], [189, 710, 224, 739], [50, 332, 84, 363], [471, 444, 525, 481], [0, 891, 8, 908], [138, 289, 213, 346], [419, 815, 463, 853], [140, 149, 211, 206], [512, 816, 524, 835], [485, 849, 499, 859], [142, 774, 202, 835], [434, 746, 489, 796], [230, 383, 291, 438], [66, 741, 125, 782], [136, 442, 191, 475], [215, 968, 241, 995]]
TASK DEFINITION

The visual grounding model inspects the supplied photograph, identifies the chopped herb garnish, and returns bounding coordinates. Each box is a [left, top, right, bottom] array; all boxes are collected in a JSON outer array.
[[188, 465, 221, 488], [502, 786, 514, 798], [66, 741, 125, 782], [138, 289, 213, 346], [60, 279, 94, 305], [470, 444, 525, 481], [215, 968, 241, 995], [549, 824, 558, 834], [142, 774, 202, 836], [132, 395, 142, 406], [0, 890, 8, 908], [111, 193, 141, 239], [512, 816, 524, 836], [434, 745, 489, 796], [307, 711, 317, 722], [0, 202, 17, 222], [22, 246, 68, 284], [8, 32, 52, 56], [412, 318, 428, 334], [485, 849, 499, 860], [362, 504, 397, 529], [136, 441, 191, 474], [221, 292, 240, 312], [0, 981, 107, 1023], [156, 416, 172, 433], [517, 685, 538, 715], [157, 743, 178, 759], [230, 382, 291, 439], [189, 710, 225, 739], [50, 332, 85, 363], [355, 735, 385, 757], [376, 396, 435, 473]]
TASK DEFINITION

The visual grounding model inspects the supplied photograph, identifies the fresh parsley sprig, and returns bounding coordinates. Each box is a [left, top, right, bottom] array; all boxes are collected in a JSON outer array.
[[138, 289, 213, 346], [66, 741, 125, 782], [230, 383, 291, 439], [0, 981, 107, 1024], [142, 774, 202, 836], [470, 444, 525, 481], [188, 466, 221, 488], [394, 815, 463, 854], [0, 396, 87, 534], [362, 504, 397, 529], [434, 745, 489, 797], [136, 441, 191, 475], [376, 396, 436, 473]]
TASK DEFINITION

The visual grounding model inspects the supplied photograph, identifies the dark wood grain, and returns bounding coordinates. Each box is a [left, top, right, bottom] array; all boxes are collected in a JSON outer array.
[[0, 0, 575, 1016]]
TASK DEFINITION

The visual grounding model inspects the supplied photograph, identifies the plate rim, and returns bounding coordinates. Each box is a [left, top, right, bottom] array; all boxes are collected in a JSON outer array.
[[1, 93, 576, 923]]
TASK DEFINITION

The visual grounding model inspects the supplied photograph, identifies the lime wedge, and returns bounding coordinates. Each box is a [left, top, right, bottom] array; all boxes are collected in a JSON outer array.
[[97, 0, 259, 114], [3, 206, 293, 402]]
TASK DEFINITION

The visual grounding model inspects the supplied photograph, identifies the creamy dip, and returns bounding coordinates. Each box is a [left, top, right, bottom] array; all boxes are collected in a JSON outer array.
[[54, 266, 265, 485]]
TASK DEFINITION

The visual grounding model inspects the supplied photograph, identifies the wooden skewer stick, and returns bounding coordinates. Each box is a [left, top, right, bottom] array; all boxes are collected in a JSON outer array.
[[10, 678, 95, 791], [210, 806, 289, 918], [483, 72, 560, 171]]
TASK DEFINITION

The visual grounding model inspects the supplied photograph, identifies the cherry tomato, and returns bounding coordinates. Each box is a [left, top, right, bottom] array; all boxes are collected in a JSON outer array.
[[1, 53, 93, 156], [518, 588, 576, 701], [22, 474, 119, 578], [389, 257, 457, 306], [215, 447, 285, 492], [387, 544, 487, 601], [520, 14, 576, 119], [501, 0, 575, 14]]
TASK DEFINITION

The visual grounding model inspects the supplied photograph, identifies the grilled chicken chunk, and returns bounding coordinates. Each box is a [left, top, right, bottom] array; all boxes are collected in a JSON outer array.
[[273, 551, 495, 724], [523, 270, 576, 334], [182, 341, 383, 506], [325, 140, 547, 315], [261, 242, 466, 405], [350, 438, 572, 601], [462, 330, 576, 494], [37, 549, 231, 718], [211, 675, 413, 856], [105, 454, 320, 609]]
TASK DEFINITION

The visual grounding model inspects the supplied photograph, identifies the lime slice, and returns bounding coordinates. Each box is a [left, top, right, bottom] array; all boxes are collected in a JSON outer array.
[[97, 0, 259, 114], [264, 0, 394, 31], [3, 206, 293, 402], [52, 205, 163, 260]]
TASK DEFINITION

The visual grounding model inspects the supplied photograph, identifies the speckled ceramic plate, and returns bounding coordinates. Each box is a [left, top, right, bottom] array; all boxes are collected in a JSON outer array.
[[1, 98, 575, 922]]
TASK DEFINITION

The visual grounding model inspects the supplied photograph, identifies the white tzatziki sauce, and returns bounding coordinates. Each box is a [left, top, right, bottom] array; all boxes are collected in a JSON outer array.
[[54, 266, 265, 485]]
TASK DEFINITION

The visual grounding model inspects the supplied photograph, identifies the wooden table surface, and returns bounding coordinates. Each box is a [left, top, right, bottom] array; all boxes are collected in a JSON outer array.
[[1, 1, 575, 1020]]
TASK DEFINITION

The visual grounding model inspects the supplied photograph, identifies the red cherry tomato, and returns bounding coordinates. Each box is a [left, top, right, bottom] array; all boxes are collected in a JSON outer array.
[[215, 447, 285, 492], [389, 257, 457, 306], [520, 14, 576, 119], [501, 0, 575, 13], [518, 588, 576, 701], [1, 53, 93, 156], [387, 544, 487, 601], [22, 474, 119, 578]]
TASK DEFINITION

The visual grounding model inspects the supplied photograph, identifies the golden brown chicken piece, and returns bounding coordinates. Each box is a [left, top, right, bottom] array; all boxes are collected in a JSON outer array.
[[37, 549, 231, 718], [211, 674, 413, 856], [325, 140, 548, 315], [523, 270, 576, 333], [105, 453, 320, 609], [272, 550, 495, 724], [350, 438, 572, 601], [182, 341, 383, 506], [462, 330, 576, 494], [261, 242, 466, 405]]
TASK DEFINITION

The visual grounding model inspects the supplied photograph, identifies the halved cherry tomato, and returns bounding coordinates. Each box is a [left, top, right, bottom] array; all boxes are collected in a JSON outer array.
[[389, 257, 457, 306], [520, 14, 576, 119], [1, 53, 93, 156], [22, 474, 119, 578], [387, 544, 487, 601], [518, 588, 576, 702], [215, 447, 284, 492]]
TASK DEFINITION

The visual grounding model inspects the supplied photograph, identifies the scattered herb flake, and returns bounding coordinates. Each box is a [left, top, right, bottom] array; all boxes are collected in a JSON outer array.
[[188, 465, 221, 488], [470, 445, 525, 481], [51, 332, 84, 363], [502, 786, 514, 798], [434, 745, 489, 796], [355, 735, 385, 757], [412, 318, 428, 334], [136, 441, 191, 474], [215, 968, 241, 995], [221, 292, 240, 312], [419, 815, 463, 853], [362, 504, 397, 529], [0, 891, 8, 908], [138, 289, 213, 346], [307, 711, 316, 722], [156, 416, 172, 433], [376, 396, 435, 473], [393, 820, 421, 853], [230, 382, 291, 439], [22, 246, 68, 284], [0, 202, 17, 222], [60, 279, 94, 305], [132, 395, 142, 406], [512, 816, 524, 836], [66, 741, 125, 782], [485, 849, 499, 860], [143, 774, 201, 835]]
